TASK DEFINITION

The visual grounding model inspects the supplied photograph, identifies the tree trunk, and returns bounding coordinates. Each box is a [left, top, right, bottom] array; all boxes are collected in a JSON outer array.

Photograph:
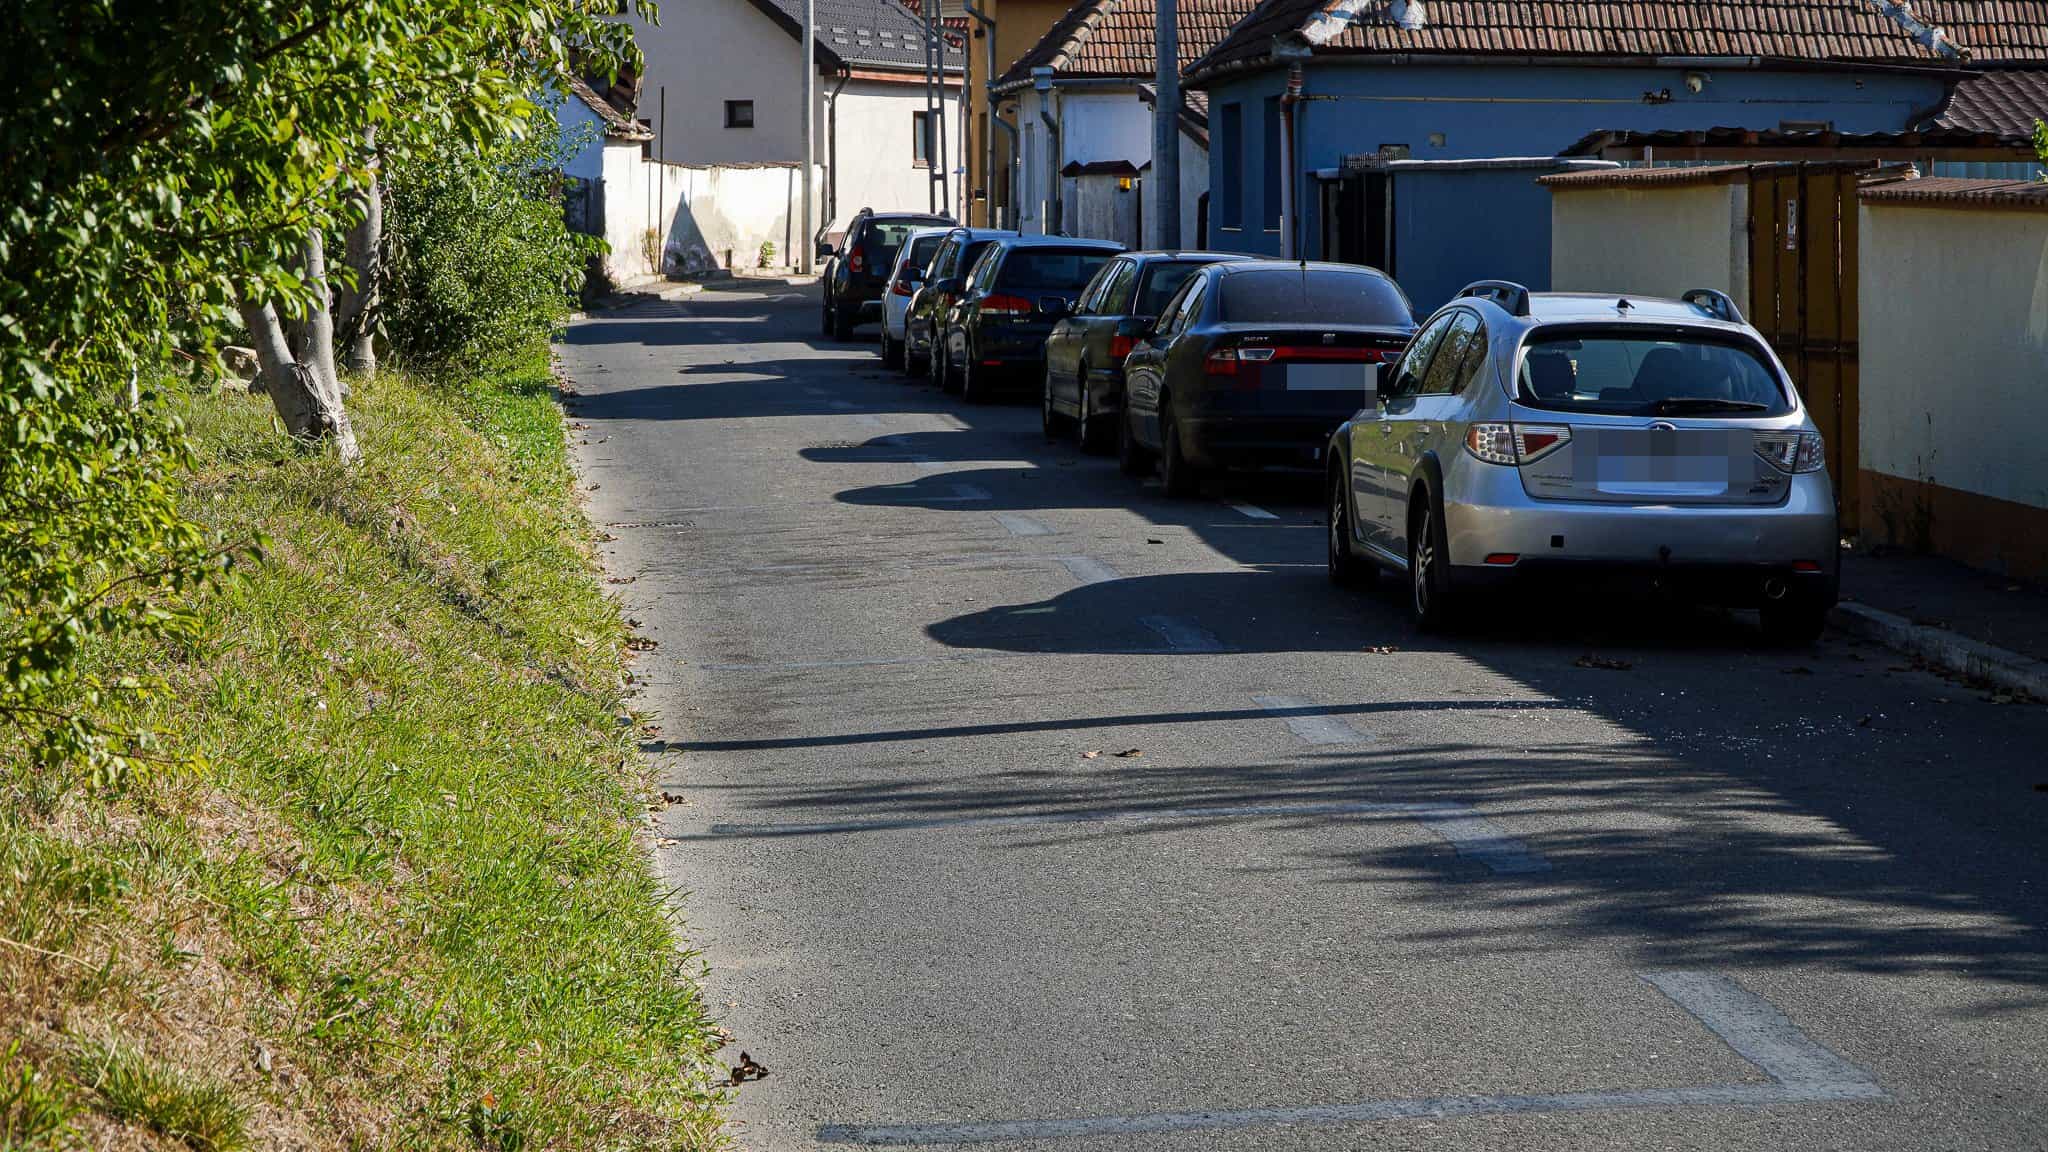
[[337, 128, 381, 375], [239, 235, 361, 465]]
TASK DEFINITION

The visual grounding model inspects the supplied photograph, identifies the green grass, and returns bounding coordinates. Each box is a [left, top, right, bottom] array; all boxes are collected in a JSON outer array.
[[0, 360, 723, 1149], [73, 1039, 246, 1152]]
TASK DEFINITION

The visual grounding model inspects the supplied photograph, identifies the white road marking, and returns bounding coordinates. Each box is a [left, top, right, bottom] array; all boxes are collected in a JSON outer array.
[[850, 413, 885, 427], [995, 513, 1054, 537], [1138, 615, 1224, 653], [1056, 555, 1118, 585], [1251, 693, 1375, 744], [1416, 811, 1553, 875], [1226, 500, 1280, 520], [815, 973, 1882, 1146]]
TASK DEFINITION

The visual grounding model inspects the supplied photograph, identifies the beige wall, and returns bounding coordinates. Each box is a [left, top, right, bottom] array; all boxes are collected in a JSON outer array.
[[1859, 202, 2048, 526], [1550, 183, 1749, 314], [827, 79, 962, 230], [630, 4, 812, 168]]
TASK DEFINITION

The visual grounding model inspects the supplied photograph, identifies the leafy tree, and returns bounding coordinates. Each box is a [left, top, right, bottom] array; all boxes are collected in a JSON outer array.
[[0, 1, 649, 771]]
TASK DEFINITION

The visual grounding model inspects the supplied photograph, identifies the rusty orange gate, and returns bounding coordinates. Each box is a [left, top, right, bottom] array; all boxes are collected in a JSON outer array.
[[1748, 161, 1873, 536]]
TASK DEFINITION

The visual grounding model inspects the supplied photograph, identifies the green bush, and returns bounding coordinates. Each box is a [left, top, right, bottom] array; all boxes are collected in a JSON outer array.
[[382, 102, 600, 375]]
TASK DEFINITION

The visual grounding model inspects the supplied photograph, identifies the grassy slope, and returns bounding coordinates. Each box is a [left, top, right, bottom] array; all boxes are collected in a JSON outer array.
[[1, 363, 723, 1151]]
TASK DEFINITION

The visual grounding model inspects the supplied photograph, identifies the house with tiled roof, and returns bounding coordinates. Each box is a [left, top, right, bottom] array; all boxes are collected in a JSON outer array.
[[624, 0, 964, 241], [988, 0, 1261, 244], [1181, 0, 2048, 265]]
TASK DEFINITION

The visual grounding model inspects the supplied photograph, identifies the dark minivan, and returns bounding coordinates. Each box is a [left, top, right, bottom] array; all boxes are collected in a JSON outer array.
[[1120, 261, 1415, 495], [934, 236, 1122, 402], [820, 208, 951, 339], [1042, 251, 1250, 451]]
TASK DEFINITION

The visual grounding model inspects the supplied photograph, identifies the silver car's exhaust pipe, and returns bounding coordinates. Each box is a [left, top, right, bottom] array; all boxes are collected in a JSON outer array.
[[1762, 577, 1788, 601]]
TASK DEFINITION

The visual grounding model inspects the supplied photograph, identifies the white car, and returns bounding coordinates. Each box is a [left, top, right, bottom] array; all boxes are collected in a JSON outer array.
[[880, 226, 954, 370]]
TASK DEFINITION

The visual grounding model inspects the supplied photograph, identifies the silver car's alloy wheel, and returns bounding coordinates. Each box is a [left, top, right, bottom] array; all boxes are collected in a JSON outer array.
[[1411, 505, 1436, 619]]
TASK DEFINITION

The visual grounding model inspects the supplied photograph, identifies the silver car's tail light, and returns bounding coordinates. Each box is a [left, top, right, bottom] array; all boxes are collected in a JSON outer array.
[[1465, 423, 1571, 466], [1753, 430, 1826, 474]]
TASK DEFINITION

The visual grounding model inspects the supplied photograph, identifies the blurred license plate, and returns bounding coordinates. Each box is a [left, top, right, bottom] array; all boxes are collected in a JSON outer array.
[[1285, 364, 1369, 391]]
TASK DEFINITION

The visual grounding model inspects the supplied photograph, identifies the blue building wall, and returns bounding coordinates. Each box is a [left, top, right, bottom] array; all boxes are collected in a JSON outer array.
[[1199, 61, 1951, 261], [1380, 165, 1586, 313]]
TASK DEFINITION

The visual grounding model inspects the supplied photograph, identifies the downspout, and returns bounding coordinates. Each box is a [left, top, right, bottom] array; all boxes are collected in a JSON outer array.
[[1032, 67, 1061, 235], [1279, 63, 1303, 259], [827, 68, 849, 230], [963, 0, 1016, 227]]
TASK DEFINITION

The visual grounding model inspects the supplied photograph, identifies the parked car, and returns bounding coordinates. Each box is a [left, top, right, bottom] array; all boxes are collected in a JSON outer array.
[[1042, 251, 1251, 451], [1120, 261, 1415, 493], [820, 208, 951, 340], [932, 236, 1122, 402], [879, 226, 952, 369], [903, 227, 1009, 379], [1325, 282, 1839, 643]]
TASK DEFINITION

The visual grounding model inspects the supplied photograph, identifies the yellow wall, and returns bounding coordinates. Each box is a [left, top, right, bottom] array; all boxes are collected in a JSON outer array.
[[960, 0, 1071, 225]]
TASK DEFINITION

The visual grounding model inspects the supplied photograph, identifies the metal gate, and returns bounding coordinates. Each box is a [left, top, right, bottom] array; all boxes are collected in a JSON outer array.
[[1748, 161, 1872, 535]]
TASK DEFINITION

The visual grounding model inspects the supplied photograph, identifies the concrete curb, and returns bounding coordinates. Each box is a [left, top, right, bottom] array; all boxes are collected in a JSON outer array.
[[1831, 602, 2048, 700]]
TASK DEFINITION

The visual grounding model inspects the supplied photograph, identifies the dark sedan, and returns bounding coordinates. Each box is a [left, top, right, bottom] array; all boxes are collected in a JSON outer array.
[[1042, 251, 1250, 451], [1120, 261, 1415, 495], [934, 236, 1122, 403], [820, 209, 951, 340], [903, 227, 1008, 380]]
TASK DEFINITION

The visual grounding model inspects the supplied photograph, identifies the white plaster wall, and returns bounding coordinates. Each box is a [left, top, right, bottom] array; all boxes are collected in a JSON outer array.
[[627, 4, 813, 167], [1015, 87, 1151, 236], [597, 141, 822, 281], [1549, 183, 1750, 315], [825, 80, 963, 230], [555, 93, 610, 182], [1859, 203, 2048, 511]]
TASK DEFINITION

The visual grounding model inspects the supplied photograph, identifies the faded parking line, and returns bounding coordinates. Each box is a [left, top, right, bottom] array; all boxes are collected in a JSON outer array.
[[1252, 692, 1375, 744], [816, 972, 1880, 1145]]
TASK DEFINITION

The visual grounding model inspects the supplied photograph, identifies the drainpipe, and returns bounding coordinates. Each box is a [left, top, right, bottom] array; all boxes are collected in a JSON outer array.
[[963, 0, 1015, 227], [1279, 63, 1303, 259], [1032, 66, 1061, 235], [827, 68, 849, 229]]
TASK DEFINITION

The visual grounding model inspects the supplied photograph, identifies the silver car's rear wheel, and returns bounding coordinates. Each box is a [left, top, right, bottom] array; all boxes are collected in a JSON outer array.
[[1409, 497, 1457, 631], [1328, 472, 1367, 587]]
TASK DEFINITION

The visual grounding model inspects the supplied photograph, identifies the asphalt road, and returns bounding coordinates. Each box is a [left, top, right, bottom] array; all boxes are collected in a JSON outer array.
[[559, 280, 2048, 1151]]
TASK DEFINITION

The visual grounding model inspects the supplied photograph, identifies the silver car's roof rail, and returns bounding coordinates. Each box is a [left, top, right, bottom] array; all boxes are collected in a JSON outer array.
[[1681, 288, 1745, 325], [1458, 280, 1530, 316]]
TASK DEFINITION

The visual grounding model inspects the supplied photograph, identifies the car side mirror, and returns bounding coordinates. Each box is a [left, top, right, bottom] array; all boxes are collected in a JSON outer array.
[[1367, 363, 1388, 410], [932, 277, 964, 296], [1040, 297, 1071, 319], [815, 241, 836, 259]]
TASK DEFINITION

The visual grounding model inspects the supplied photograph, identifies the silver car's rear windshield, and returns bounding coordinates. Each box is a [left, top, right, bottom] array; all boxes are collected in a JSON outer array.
[[1517, 327, 1792, 417]]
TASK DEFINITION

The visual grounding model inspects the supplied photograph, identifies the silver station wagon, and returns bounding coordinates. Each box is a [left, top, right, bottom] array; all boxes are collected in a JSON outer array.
[[1326, 282, 1838, 644]]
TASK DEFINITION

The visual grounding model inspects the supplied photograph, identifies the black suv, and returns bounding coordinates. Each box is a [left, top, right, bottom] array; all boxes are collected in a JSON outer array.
[[933, 236, 1122, 402], [820, 208, 951, 340]]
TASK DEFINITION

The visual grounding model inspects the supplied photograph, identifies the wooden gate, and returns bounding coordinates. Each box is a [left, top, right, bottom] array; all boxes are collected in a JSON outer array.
[[1748, 162, 1871, 535]]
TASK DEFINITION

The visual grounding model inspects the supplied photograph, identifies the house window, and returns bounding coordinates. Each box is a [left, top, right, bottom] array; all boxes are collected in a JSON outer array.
[[1219, 102, 1243, 230], [913, 111, 933, 166], [724, 100, 754, 129], [1262, 96, 1281, 231]]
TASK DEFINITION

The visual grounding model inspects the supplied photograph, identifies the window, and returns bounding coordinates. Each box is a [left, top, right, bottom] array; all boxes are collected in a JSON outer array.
[[1217, 268, 1412, 326], [1077, 260, 1125, 314], [1219, 103, 1243, 229], [1100, 261, 1142, 315], [996, 249, 1115, 293], [966, 243, 1003, 291], [1262, 96, 1281, 231], [1420, 311, 1483, 396], [1133, 261, 1203, 318], [724, 100, 754, 129], [913, 112, 933, 166], [1386, 312, 1455, 401], [1515, 329, 1789, 416]]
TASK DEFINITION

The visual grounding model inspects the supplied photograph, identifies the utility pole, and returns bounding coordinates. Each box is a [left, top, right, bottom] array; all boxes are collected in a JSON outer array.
[[801, 0, 817, 273], [1152, 0, 1181, 249]]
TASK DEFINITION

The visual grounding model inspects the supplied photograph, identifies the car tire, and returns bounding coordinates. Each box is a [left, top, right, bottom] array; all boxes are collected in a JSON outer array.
[[1117, 408, 1151, 478], [1759, 594, 1830, 647], [881, 332, 903, 369], [1076, 370, 1112, 455], [821, 293, 835, 337], [960, 350, 988, 404], [1158, 398, 1199, 498], [1328, 470, 1370, 588], [1407, 493, 1459, 632], [830, 304, 854, 342], [1042, 369, 1072, 439], [929, 335, 950, 391], [906, 344, 928, 377]]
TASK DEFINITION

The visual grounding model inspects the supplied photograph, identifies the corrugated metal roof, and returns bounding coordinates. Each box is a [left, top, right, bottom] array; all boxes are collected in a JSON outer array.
[[1188, 1, 2048, 83], [998, 0, 1260, 89], [1859, 175, 2048, 208], [1540, 163, 1765, 189]]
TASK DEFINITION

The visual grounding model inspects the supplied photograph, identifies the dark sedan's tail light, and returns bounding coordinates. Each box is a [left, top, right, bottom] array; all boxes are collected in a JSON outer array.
[[981, 293, 1033, 316], [891, 278, 917, 297], [1110, 335, 1136, 359]]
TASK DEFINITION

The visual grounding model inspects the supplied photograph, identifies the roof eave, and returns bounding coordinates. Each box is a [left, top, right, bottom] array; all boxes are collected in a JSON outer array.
[[1187, 46, 1972, 87]]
